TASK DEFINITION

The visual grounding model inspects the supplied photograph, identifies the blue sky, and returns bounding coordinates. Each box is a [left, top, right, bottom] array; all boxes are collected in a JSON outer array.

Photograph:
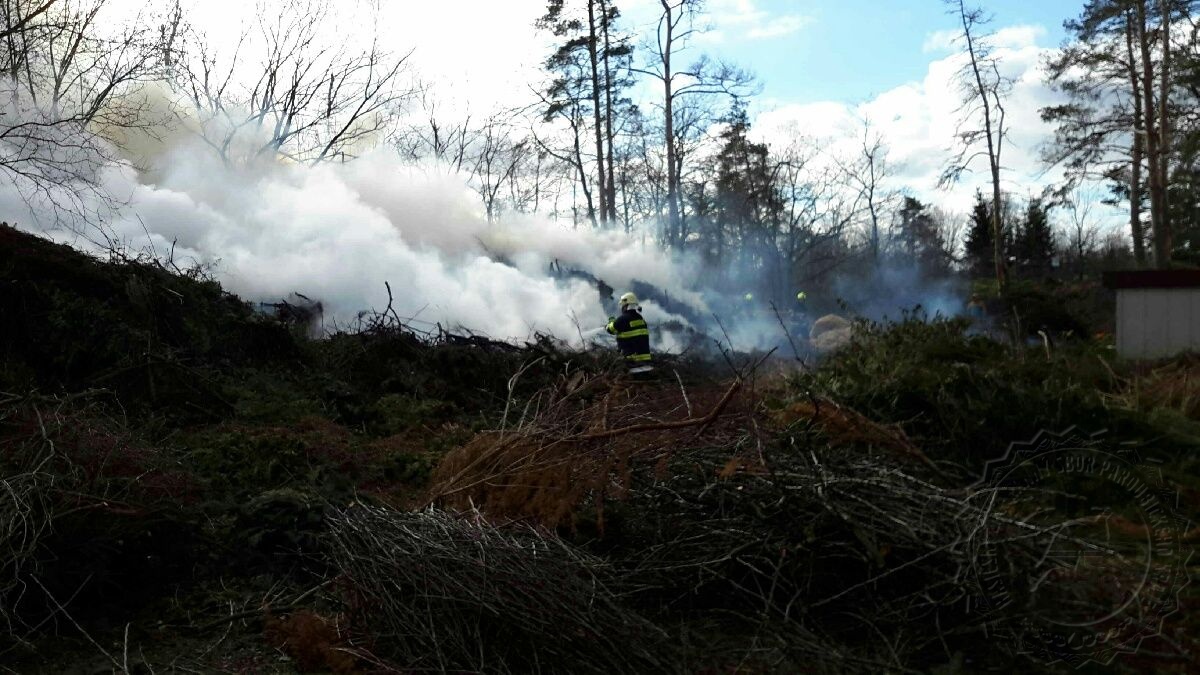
[[610, 1, 1088, 215], [696, 0, 1082, 104]]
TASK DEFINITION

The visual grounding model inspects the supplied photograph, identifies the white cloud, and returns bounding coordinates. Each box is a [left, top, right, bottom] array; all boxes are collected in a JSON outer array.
[[746, 14, 813, 40], [922, 29, 960, 53], [705, 0, 814, 43], [923, 23, 1045, 54], [992, 24, 1048, 49], [754, 25, 1108, 222]]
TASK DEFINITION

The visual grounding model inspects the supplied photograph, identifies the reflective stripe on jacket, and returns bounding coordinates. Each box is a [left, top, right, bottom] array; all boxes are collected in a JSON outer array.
[[606, 309, 652, 365]]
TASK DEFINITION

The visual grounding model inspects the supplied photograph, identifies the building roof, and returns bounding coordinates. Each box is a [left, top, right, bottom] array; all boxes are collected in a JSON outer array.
[[1102, 269, 1200, 290]]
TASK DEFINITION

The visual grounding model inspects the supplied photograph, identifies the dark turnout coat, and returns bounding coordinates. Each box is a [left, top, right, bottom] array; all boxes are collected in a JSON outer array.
[[606, 308, 652, 369]]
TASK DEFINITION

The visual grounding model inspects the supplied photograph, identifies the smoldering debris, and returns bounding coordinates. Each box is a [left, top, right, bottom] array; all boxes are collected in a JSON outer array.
[[256, 293, 325, 337]]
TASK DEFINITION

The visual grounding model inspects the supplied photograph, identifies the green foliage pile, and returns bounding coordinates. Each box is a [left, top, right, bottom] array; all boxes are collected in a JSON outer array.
[[791, 317, 1186, 468], [970, 277, 1115, 339], [0, 224, 297, 412]]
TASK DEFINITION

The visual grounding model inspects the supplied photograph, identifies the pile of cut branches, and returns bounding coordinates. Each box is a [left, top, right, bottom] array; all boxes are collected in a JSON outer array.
[[609, 444, 1160, 670], [327, 505, 675, 674], [389, 349, 1185, 672], [334, 440, 1163, 672], [0, 441, 51, 633], [0, 392, 199, 642], [427, 369, 754, 531]]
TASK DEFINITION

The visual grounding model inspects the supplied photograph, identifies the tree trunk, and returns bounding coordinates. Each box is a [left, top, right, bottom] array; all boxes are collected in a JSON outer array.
[[600, 0, 619, 224], [570, 113, 598, 229], [586, 0, 608, 227], [663, 63, 680, 245], [620, 161, 632, 233], [959, 0, 1007, 290], [1125, 12, 1148, 267], [867, 181, 880, 266], [1136, 0, 1169, 268], [1131, 125, 1148, 266], [1158, 0, 1172, 262]]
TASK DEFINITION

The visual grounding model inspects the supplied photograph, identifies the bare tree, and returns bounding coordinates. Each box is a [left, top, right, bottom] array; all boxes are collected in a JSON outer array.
[[835, 117, 898, 268], [469, 115, 531, 223], [1063, 184, 1103, 279], [940, 0, 1011, 290], [504, 135, 547, 216], [616, 106, 666, 234], [633, 0, 754, 248], [773, 138, 858, 292], [532, 74, 600, 228], [393, 93, 479, 171], [934, 205, 965, 266], [0, 0, 55, 41], [176, 0, 416, 166], [0, 0, 180, 225]]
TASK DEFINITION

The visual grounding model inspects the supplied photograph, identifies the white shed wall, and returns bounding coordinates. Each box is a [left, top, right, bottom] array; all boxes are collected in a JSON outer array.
[[1116, 288, 1200, 359]]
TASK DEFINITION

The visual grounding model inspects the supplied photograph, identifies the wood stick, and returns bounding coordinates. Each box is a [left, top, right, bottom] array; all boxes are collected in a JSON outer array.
[[577, 378, 742, 442]]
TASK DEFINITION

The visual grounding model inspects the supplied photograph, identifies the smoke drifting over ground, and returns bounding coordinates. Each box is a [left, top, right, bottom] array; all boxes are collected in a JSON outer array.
[[833, 264, 966, 324], [3, 135, 709, 343], [2, 122, 970, 352]]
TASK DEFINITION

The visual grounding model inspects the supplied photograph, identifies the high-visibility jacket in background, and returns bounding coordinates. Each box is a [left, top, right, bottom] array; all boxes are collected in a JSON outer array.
[[606, 308, 653, 373]]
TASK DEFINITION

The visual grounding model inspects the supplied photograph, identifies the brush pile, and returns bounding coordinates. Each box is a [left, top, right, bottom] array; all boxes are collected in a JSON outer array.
[[0, 413, 50, 633], [427, 366, 754, 531], [328, 505, 674, 674], [327, 338, 1188, 673], [3, 225, 1196, 671], [0, 391, 203, 640]]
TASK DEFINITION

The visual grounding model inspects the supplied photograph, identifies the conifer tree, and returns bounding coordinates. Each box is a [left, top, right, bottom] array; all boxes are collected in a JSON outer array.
[[964, 191, 995, 278], [1014, 198, 1056, 278]]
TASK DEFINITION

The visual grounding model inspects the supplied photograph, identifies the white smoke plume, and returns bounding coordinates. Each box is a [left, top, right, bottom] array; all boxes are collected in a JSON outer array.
[[1, 130, 706, 344], [0, 96, 972, 356]]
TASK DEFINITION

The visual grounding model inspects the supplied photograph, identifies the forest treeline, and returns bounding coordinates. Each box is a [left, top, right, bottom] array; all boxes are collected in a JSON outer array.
[[2, 0, 1198, 303]]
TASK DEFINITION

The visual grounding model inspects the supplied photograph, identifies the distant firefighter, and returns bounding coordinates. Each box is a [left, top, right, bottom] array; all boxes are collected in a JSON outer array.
[[966, 294, 986, 320], [606, 292, 654, 379]]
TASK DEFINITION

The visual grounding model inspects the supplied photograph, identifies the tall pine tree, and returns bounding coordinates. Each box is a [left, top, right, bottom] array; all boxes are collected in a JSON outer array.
[[710, 104, 784, 288], [964, 191, 995, 278], [1014, 197, 1056, 278], [893, 197, 950, 278], [538, 0, 632, 228]]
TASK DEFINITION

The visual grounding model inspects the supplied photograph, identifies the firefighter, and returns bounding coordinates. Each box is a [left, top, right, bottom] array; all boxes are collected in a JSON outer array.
[[792, 290, 810, 336], [606, 292, 654, 378], [966, 294, 986, 321]]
